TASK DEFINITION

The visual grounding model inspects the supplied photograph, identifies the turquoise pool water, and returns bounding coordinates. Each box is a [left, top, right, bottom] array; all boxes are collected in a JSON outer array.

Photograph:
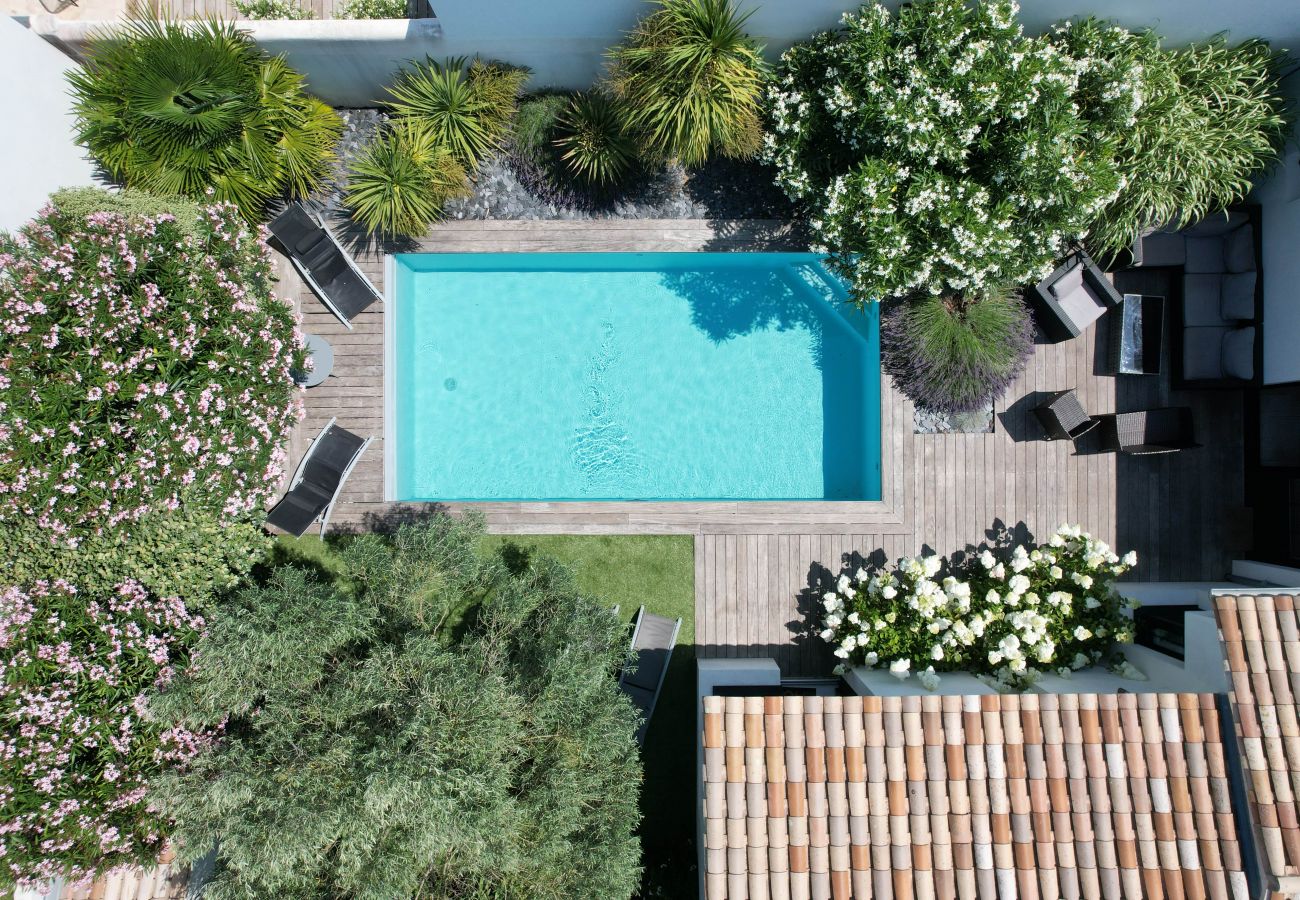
[[389, 253, 880, 501]]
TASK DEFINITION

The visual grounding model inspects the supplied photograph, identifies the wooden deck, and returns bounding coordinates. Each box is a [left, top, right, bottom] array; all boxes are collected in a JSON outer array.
[[288, 219, 1249, 677]]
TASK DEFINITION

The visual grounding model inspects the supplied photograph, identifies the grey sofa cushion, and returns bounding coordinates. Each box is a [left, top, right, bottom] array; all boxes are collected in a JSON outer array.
[[1183, 274, 1227, 326], [1224, 224, 1256, 273], [1222, 327, 1256, 381], [1182, 210, 1249, 237], [1055, 283, 1108, 332], [1184, 235, 1226, 274], [1221, 271, 1257, 321], [1048, 264, 1084, 299], [1138, 231, 1187, 267], [1183, 327, 1230, 380]]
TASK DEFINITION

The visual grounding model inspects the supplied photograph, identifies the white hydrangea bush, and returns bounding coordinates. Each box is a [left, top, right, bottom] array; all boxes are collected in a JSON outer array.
[[822, 525, 1137, 689], [763, 0, 1141, 303]]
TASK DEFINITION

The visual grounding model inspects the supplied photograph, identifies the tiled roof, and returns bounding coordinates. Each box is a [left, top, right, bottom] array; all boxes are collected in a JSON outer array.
[[701, 693, 1248, 900], [1215, 593, 1300, 895]]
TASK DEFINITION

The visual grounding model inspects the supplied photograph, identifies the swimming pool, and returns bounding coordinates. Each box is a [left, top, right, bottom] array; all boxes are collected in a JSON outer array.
[[386, 253, 880, 502]]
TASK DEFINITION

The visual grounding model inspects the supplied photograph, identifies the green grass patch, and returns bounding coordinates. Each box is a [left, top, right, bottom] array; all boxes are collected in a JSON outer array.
[[276, 530, 699, 897]]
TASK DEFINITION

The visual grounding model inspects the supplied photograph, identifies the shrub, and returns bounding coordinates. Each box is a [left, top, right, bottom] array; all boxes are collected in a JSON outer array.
[[1051, 20, 1290, 256], [233, 0, 313, 18], [68, 18, 341, 218], [820, 525, 1137, 690], [1, 510, 270, 608], [345, 120, 469, 236], [0, 195, 304, 541], [554, 90, 638, 188], [881, 290, 1034, 414], [335, 0, 405, 18], [506, 93, 606, 209], [46, 187, 203, 237], [608, 0, 767, 166], [0, 579, 211, 889], [386, 57, 528, 170], [153, 514, 643, 899], [765, 0, 1130, 303]]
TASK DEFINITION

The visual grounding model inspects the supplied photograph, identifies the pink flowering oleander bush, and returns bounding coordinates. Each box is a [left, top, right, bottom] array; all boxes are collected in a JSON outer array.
[[0, 197, 305, 541], [820, 525, 1137, 690], [0, 579, 213, 889]]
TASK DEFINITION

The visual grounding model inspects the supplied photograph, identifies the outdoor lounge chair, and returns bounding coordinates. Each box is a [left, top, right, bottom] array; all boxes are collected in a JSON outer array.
[[1095, 407, 1199, 456], [1028, 249, 1124, 343], [266, 417, 373, 536], [269, 203, 380, 330], [619, 605, 682, 746]]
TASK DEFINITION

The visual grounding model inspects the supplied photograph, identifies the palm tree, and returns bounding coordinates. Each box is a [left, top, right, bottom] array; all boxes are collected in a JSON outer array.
[[608, 0, 769, 167], [69, 18, 341, 218]]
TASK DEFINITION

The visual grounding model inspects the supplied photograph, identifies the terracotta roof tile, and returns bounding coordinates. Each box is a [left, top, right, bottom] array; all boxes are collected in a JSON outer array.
[[1216, 594, 1300, 897], [703, 692, 1248, 899]]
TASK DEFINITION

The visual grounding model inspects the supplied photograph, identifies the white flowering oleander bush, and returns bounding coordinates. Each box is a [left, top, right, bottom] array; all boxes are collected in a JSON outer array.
[[335, 0, 406, 18], [233, 0, 314, 18], [763, 0, 1136, 302], [0, 579, 213, 889], [0, 199, 305, 543], [821, 525, 1137, 690]]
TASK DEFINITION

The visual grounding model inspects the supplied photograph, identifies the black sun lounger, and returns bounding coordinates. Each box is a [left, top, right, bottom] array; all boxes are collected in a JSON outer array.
[[619, 605, 682, 746], [266, 417, 373, 537], [269, 203, 381, 330]]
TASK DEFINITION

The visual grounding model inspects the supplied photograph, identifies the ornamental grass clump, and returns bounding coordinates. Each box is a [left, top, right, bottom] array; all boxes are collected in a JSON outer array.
[[881, 290, 1034, 414], [608, 0, 768, 166], [820, 525, 1137, 690], [0, 195, 305, 542], [0, 579, 213, 889], [344, 120, 470, 237], [765, 0, 1132, 303], [1050, 19, 1290, 257], [68, 19, 341, 219]]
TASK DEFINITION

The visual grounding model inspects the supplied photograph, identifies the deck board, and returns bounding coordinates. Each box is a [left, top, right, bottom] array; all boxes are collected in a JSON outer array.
[[287, 218, 1248, 677]]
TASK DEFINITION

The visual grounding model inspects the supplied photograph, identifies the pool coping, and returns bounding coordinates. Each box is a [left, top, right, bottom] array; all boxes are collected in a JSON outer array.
[[377, 245, 904, 528]]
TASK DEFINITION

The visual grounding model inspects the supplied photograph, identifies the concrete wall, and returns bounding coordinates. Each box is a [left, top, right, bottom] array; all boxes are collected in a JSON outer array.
[[1252, 70, 1300, 386], [34, 0, 1300, 106], [0, 17, 98, 233]]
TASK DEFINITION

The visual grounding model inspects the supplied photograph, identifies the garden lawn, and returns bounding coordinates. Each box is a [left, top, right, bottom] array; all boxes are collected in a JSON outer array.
[[275, 531, 698, 898]]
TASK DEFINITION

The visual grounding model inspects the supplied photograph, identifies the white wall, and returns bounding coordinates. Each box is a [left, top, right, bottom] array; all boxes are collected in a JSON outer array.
[[1253, 70, 1300, 385], [0, 17, 98, 233]]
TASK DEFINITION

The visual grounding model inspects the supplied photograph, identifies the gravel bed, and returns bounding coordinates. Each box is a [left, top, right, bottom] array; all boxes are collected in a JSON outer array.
[[913, 404, 996, 434], [314, 108, 794, 221]]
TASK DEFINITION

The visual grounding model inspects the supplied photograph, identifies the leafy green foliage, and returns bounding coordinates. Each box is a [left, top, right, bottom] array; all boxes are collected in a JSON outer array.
[[608, 0, 768, 166], [1, 579, 210, 890], [46, 186, 204, 236], [345, 120, 469, 236], [2, 509, 270, 609], [1051, 20, 1290, 256], [386, 57, 529, 170], [335, 0, 405, 18], [68, 18, 341, 219], [233, 0, 313, 19], [881, 290, 1034, 414], [554, 91, 638, 188], [155, 514, 643, 900], [766, 0, 1129, 302]]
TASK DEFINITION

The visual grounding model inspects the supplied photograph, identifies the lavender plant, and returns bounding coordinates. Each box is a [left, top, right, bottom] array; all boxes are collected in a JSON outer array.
[[0, 197, 304, 542], [764, 0, 1134, 303], [0, 579, 212, 889]]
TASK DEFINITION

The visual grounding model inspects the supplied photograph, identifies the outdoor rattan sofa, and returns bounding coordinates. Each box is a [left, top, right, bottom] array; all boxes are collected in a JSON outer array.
[[269, 202, 381, 330], [1095, 407, 1198, 455], [266, 417, 373, 536]]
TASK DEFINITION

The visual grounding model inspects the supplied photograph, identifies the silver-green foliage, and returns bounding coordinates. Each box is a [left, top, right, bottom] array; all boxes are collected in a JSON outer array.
[[335, 0, 405, 18], [1051, 19, 1290, 256], [154, 513, 643, 900]]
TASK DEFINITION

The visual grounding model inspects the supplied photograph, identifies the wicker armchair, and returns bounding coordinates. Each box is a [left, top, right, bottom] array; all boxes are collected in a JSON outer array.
[[1033, 390, 1098, 443], [1096, 407, 1199, 455]]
